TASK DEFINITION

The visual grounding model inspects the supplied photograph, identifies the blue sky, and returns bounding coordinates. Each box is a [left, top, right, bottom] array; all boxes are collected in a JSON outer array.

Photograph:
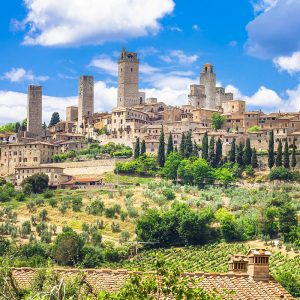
[[0, 0, 300, 124]]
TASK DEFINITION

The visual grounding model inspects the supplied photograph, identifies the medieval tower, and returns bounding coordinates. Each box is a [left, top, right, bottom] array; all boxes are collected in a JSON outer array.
[[78, 76, 94, 132], [117, 48, 140, 107], [27, 85, 42, 136], [200, 63, 217, 109]]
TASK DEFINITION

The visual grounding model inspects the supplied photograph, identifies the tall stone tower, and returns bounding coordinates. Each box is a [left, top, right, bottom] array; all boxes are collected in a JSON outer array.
[[200, 64, 216, 109], [78, 76, 94, 132], [117, 48, 140, 107], [27, 85, 42, 136]]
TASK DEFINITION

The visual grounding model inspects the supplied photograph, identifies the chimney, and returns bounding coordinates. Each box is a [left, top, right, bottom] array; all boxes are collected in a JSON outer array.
[[246, 249, 271, 281], [228, 254, 248, 274]]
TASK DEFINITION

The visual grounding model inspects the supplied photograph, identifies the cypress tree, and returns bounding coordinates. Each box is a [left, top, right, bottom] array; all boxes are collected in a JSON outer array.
[[166, 132, 174, 156], [268, 130, 275, 169], [180, 132, 186, 157], [193, 141, 199, 157], [49, 112, 60, 127], [208, 136, 215, 166], [157, 128, 165, 167], [134, 137, 140, 159], [243, 138, 252, 166], [202, 132, 209, 160], [174, 145, 178, 152], [236, 142, 244, 166], [15, 122, 21, 133], [251, 147, 258, 169], [291, 137, 297, 169], [283, 139, 290, 169], [275, 139, 283, 167], [42, 122, 47, 130], [229, 138, 236, 163], [184, 131, 193, 158], [140, 139, 146, 156], [215, 137, 222, 167]]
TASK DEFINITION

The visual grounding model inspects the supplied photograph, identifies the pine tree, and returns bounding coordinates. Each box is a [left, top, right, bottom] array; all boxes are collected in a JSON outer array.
[[229, 138, 236, 163], [275, 139, 283, 167], [251, 148, 258, 169], [49, 112, 60, 127], [283, 139, 290, 169], [180, 132, 186, 157], [236, 142, 244, 166], [268, 130, 275, 169], [243, 138, 252, 166], [184, 131, 193, 158], [208, 136, 215, 166], [140, 139, 146, 156], [134, 137, 140, 159], [166, 132, 174, 156], [202, 132, 209, 160], [158, 128, 165, 167], [291, 137, 297, 169], [193, 141, 199, 157], [215, 138, 222, 167]]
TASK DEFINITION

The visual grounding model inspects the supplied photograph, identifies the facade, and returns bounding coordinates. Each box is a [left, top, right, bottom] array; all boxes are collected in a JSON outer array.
[[66, 106, 78, 122], [27, 85, 42, 137]]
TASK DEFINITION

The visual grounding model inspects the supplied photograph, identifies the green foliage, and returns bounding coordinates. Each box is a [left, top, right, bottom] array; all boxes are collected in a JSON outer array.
[[229, 139, 236, 163], [180, 132, 186, 157], [268, 130, 275, 169], [161, 152, 182, 180], [87, 199, 105, 216], [21, 173, 49, 194], [243, 138, 252, 166], [184, 130, 193, 158], [247, 125, 261, 133], [269, 167, 293, 181], [201, 132, 208, 160], [276, 140, 283, 167], [208, 136, 215, 166], [274, 271, 300, 298], [215, 138, 222, 167], [211, 113, 225, 130], [166, 132, 174, 156], [283, 139, 290, 169], [214, 168, 235, 186], [157, 128, 165, 167], [0, 122, 16, 133], [134, 137, 140, 159], [236, 142, 244, 166], [251, 148, 258, 168], [291, 137, 297, 169], [140, 139, 146, 156], [72, 196, 83, 212], [51, 230, 84, 266], [49, 112, 60, 127]]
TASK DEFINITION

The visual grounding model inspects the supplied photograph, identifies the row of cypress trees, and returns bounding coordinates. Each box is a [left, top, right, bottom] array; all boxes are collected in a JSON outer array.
[[134, 138, 146, 159], [268, 131, 297, 169]]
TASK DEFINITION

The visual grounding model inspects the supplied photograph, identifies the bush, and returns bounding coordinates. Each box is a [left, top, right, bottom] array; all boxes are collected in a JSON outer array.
[[72, 197, 83, 212], [81, 246, 104, 268], [269, 167, 293, 181], [22, 173, 49, 194], [245, 165, 254, 176], [43, 190, 54, 199], [162, 188, 176, 200], [48, 198, 58, 208], [87, 200, 105, 216], [16, 193, 26, 202]]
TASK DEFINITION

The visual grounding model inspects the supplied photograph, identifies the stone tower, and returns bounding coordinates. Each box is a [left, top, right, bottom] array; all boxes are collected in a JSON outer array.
[[117, 48, 140, 107], [78, 76, 94, 132], [27, 85, 42, 136], [200, 63, 216, 109]]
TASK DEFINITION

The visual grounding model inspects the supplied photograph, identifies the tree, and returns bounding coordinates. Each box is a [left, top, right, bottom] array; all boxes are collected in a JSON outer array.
[[21, 118, 27, 131], [201, 132, 208, 160], [268, 130, 275, 169], [211, 113, 225, 130], [192, 158, 214, 186], [236, 142, 244, 166], [291, 137, 297, 169], [278, 202, 298, 243], [134, 137, 140, 159], [214, 168, 235, 187], [215, 138, 222, 166], [193, 141, 199, 157], [161, 152, 182, 180], [21, 173, 49, 194], [283, 139, 290, 169], [15, 122, 21, 133], [243, 138, 252, 166], [140, 139, 146, 156], [208, 136, 215, 167], [229, 138, 236, 163], [157, 128, 165, 167], [251, 148, 258, 168], [49, 112, 60, 127], [180, 132, 186, 157], [51, 231, 84, 266], [276, 139, 283, 167], [184, 131, 193, 158], [42, 122, 47, 130], [166, 132, 173, 156]]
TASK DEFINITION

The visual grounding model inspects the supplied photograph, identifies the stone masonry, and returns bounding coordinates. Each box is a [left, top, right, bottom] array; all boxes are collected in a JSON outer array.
[[27, 85, 42, 137]]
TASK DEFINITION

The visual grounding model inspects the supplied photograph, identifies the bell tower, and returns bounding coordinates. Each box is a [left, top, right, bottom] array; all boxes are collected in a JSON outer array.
[[117, 48, 140, 107], [200, 63, 216, 109]]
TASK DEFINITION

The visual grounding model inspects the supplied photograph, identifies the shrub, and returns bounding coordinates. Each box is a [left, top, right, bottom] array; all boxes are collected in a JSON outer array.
[[81, 246, 104, 268], [21, 221, 31, 236], [43, 190, 54, 199], [21, 173, 49, 194], [16, 193, 26, 202], [105, 207, 116, 218], [245, 165, 254, 176], [269, 167, 293, 181], [72, 197, 83, 212], [162, 188, 176, 200], [48, 198, 58, 208], [111, 222, 121, 233], [39, 209, 48, 221], [87, 200, 105, 216]]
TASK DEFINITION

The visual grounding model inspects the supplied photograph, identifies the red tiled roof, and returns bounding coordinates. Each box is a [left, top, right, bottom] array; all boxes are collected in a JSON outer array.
[[11, 268, 294, 299]]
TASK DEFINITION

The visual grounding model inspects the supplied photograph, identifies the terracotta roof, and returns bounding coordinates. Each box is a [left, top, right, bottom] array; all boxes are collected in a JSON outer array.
[[10, 268, 294, 299]]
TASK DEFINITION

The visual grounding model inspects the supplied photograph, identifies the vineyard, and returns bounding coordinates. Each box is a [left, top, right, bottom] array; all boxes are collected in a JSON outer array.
[[115, 243, 300, 278]]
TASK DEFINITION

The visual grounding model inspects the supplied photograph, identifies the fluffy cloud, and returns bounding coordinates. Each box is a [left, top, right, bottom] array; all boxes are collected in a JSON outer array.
[[225, 84, 300, 112], [273, 51, 300, 74], [161, 50, 199, 64], [1, 68, 49, 83], [246, 0, 300, 59], [251, 0, 278, 13], [18, 0, 175, 46]]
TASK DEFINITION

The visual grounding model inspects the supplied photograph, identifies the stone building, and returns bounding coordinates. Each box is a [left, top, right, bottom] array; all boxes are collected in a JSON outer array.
[[78, 76, 94, 133], [27, 85, 42, 137], [66, 106, 78, 122]]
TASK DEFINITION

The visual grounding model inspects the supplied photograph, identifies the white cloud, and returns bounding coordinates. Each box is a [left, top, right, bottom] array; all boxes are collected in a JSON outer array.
[[89, 56, 118, 76], [168, 26, 183, 32], [273, 51, 300, 74], [19, 0, 175, 46], [161, 50, 199, 64], [1, 68, 49, 83], [192, 24, 201, 31], [251, 0, 278, 13]]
